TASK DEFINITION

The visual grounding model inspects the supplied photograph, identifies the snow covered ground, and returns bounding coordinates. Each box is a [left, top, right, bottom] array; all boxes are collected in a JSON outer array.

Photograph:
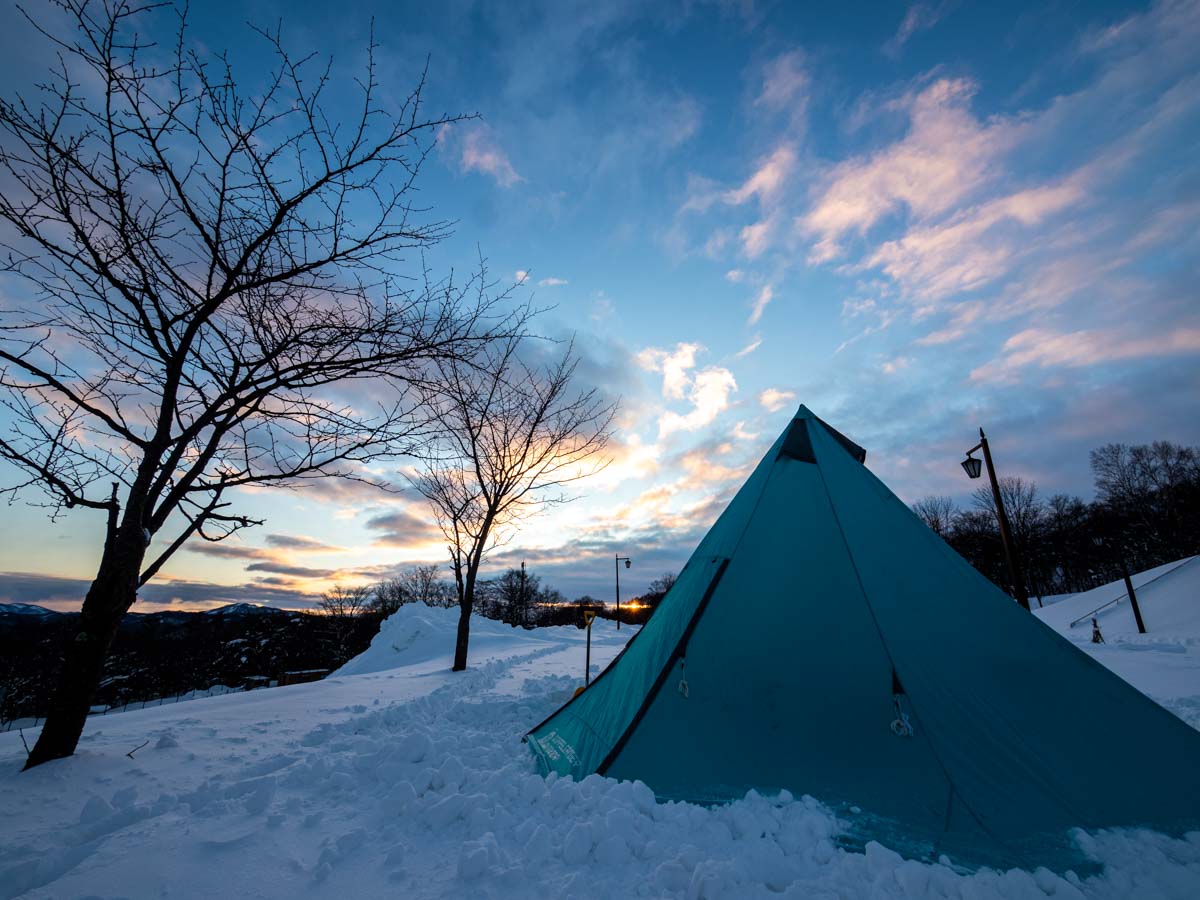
[[3, 585, 1199, 899]]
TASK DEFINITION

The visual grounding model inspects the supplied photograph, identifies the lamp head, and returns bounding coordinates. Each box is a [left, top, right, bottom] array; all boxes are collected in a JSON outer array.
[[961, 455, 983, 479], [624, 558, 631, 569]]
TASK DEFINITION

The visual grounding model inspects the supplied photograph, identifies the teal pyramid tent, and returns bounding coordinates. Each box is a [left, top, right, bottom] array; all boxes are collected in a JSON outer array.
[[527, 406, 1200, 871]]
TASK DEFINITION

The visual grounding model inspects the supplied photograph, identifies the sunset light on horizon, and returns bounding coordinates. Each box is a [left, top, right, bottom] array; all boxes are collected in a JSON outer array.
[[2, 0, 1198, 613]]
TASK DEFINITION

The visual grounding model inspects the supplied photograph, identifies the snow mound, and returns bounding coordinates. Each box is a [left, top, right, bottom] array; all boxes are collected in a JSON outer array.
[[334, 603, 583, 677]]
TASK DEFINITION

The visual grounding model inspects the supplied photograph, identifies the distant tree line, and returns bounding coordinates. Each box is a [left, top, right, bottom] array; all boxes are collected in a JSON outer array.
[[319, 564, 680, 633], [911, 440, 1200, 603]]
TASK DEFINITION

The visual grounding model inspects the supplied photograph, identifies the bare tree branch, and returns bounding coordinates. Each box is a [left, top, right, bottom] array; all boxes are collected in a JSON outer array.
[[410, 333, 616, 670], [1, 0, 511, 768]]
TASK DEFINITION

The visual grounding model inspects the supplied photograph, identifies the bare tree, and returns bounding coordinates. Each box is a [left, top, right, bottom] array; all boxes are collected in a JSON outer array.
[[648, 572, 677, 595], [0, 2, 509, 768], [373, 563, 453, 614], [320, 583, 373, 663], [972, 476, 1043, 547], [319, 584, 374, 618], [493, 566, 541, 627], [911, 495, 956, 537], [412, 335, 616, 670]]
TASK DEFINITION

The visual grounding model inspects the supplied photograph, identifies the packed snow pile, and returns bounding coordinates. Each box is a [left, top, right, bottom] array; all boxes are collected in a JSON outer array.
[[333, 602, 606, 677], [3, 586, 1200, 899]]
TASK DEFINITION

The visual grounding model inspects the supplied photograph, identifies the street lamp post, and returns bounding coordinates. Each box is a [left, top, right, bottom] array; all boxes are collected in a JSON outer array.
[[615, 554, 632, 630], [962, 428, 1031, 612]]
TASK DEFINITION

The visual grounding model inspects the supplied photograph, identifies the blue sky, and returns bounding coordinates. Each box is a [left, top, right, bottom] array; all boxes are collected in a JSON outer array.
[[1, 0, 1198, 609]]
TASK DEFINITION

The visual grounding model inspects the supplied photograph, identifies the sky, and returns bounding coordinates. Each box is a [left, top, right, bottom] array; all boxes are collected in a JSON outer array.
[[1, 0, 1198, 611]]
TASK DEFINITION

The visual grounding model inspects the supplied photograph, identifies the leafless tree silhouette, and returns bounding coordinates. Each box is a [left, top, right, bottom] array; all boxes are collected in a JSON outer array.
[[412, 335, 616, 670], [911, 495, 956, 537], [0, 1, 512, 767]]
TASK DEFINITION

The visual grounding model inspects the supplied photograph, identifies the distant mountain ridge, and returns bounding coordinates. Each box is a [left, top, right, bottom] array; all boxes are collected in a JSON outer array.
[[0, 601, 296, 619], [0, 603, 62, 618]]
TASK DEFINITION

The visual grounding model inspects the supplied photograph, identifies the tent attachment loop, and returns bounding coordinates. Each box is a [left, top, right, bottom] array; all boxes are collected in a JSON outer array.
[[891, 696, 913, 738], [677, 658, 689, 699]]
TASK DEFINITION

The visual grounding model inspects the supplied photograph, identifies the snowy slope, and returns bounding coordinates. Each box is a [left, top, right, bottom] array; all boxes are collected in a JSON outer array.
[[1036, 556, 1200, 637], [2, 602, 1199, 899], [1034, 556, 1200, 730]]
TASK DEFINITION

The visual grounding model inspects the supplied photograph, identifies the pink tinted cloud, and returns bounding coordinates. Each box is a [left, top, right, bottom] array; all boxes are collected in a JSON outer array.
[[971, 325, 1200, 382], [801, 78, 1018, 261], [460, 127, 523, 187]]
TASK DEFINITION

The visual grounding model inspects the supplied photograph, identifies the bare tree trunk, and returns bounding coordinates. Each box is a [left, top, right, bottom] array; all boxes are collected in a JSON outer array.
[[25, 527, 145, 767], [453, 566, 477, 671]]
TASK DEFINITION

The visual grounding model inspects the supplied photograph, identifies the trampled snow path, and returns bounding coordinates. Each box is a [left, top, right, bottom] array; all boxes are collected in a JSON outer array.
[[2, 604, 1199, 899]]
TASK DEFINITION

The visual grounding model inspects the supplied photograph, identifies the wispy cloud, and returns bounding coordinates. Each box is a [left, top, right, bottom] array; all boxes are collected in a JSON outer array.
[[724, 145, 797, 207], [538, 277, 568, 287], [459, 126, 523, 187], [971, 325, 1200, 383], [758, 387, 797, 412], [755, 51, 810, 112], [884, 3, 952, 57], [364, 508, 443, 547], [748, 284, 774, 325], [801, 78, 1016, 263], [734, 336, 762, 358]]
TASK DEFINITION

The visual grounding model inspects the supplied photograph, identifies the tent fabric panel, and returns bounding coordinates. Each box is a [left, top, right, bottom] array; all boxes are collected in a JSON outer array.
[[605, 457, 961, 859], [808, 421, 1200, 867], [526, 554, 727, 778], [526, 425, 790, 778]]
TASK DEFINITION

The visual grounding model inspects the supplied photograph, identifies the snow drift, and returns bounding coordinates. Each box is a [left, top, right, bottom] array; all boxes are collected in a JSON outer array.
[[2, 573, 1199, 899]]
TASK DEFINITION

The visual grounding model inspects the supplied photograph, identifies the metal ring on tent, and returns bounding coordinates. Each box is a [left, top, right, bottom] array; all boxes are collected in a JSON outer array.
[[890, 697, 913, 738]]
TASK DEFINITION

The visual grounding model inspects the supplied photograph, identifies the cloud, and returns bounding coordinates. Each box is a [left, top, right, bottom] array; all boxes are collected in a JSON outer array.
[[755, 50, 810, 117], [865, 179, 1086, 301], [739, 216, 778, 258], [459, 126, 523, 187], [364, 508, 443, 548], [515, 270, 530, 284], [675, 142, 798, 261], [538, 277, 568, 287], [734, 336, 762, 358], [725, 269, 746, 283], [187, 543, 268, 561], [748, 284, 774, 325], [658, 367, 738, 438], [971, 325, 1200, 383], [264, 534, 344, 553], [758, 387, 796, 413], [724, 145, 797, 207], [801, 78, 1017, 262], [637, 342, 704, 400], [245, 561, 338, 579], [884, 3, 951, 57]]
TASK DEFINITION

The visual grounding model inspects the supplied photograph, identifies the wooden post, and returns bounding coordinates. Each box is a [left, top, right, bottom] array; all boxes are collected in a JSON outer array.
[[583, 610, 596, 685], [1120, 557, 1147, 634], [979, 430, 1032, 612]]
